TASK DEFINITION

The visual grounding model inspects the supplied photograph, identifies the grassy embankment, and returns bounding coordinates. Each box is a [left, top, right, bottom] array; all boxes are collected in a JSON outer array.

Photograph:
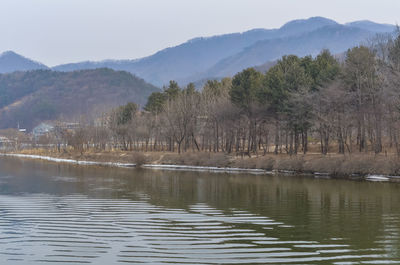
[[10, 148, 400, 177]]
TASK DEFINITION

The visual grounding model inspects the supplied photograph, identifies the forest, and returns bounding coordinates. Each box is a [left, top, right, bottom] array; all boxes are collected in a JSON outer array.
[[23, 30, 400, 160], [0, 68, 158, 130]]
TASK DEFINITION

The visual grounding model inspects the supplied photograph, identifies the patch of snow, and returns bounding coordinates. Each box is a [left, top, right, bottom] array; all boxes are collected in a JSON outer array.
[[0, 153, 274, 174], [142, 164, 270, 174], [0, 153, 136, 168], [365, 175, 390, 182]]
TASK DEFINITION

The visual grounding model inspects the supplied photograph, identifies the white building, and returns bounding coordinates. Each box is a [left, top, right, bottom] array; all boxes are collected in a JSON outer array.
[[32, 123, 55, 139]]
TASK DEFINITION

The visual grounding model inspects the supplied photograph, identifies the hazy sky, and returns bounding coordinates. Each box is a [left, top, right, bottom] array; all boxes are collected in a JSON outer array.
[[0, 0, 399, 66]]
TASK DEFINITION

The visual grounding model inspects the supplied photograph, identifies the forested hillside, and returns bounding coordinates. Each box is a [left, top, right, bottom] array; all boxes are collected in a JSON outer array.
[[82, 30, 399, 157], [0, 17, 397, 132], [193, 24, 373, 80], [0, 18, 395, 87], [52, 17, 395, 86], [0, 69, 159, 130]]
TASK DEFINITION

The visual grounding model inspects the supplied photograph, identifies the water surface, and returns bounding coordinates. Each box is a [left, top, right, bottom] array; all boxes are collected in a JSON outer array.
[[1, 157, 400, 264]]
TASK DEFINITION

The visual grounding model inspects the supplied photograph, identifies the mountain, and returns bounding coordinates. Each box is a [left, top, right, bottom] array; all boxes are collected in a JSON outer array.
[[0, 17, 396, 130], [0, 69, 159, 130], [1, 17, 396, 87], [192, 24, 374, 79], [185, 20, 397, 83], [346, 20, 396, 33], [0, 51, 48, 73], [277, 17, 338, 37], [53, 17, 352, 86]]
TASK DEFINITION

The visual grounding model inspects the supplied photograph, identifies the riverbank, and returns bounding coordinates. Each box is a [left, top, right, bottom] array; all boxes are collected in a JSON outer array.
[[2, 149, 400, 181], [0, 153, 266, 174]]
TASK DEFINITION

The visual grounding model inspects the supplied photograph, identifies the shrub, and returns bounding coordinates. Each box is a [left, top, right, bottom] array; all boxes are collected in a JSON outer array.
[[159, 152, 231, 167], [339, 156, 375, 176], [274, 156, 305, 172], [132, 152, 148, 167], [303, 156, 345, 176], [255, 156, 275, 170]]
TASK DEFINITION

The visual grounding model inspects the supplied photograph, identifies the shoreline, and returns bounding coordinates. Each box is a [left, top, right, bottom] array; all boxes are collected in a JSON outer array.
[[1, 152, 399, 182], [0, 153, 268, 174], [1, 153, 136, 168]]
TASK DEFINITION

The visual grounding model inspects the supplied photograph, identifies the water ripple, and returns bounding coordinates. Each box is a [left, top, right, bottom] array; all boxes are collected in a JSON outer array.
[[0, 194, 394, 264]]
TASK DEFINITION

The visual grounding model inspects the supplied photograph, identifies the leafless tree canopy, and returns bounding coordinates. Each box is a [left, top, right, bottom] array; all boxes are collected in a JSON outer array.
[[29, 31, 400, 157]]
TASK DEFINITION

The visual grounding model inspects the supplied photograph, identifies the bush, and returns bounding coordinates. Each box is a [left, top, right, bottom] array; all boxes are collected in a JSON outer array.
[[132, 152, 148, 167], [274, 156, 305, 172], [159, 152, 231, 167], [160, 154, 184, 165], [234, 158, 256, 169], [385, 158, 400, 175], [339, 156, 376, 176], [255, 156, 275, 170], [303, 156, 345, 175]]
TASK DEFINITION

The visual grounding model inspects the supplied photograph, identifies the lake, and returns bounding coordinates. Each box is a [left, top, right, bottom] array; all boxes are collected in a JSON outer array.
[[0, 156, 400, 264]]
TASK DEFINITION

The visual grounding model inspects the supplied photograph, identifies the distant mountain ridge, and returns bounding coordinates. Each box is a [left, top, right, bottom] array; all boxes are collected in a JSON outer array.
[[345, 20, 396, 33], [0, 51, 48, 73], [0, 17, 397, 86], [193, 24, 373, 80], [51, 17, 345, 85]]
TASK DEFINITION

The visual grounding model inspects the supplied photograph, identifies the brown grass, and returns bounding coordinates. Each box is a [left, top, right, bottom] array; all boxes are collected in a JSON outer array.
[[9, 148, 400, 177], [301, 154, 400, 177], [303, 156, 345, 176], [131, 152, 148, 167], [274, 156, 305, 172], [160, 152, 231, 167]]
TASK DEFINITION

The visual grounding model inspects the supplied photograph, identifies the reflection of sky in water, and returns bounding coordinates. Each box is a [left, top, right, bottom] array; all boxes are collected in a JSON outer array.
[[0, 157, 399, 264], [0, 194, 393, 265]]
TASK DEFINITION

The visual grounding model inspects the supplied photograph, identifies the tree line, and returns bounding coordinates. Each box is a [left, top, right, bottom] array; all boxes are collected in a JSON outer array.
[[45, 30, 400, 156]]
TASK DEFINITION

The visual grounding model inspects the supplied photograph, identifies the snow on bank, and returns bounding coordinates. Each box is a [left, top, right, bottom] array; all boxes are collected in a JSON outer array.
[[0, 153, 136, 168], [141, 164, 269, 174], [0, 153, 269, 174], [2, 153, 400, 181], [365, 175, 390, 182]]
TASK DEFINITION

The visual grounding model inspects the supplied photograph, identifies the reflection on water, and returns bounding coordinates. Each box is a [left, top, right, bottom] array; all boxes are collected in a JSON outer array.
[[0, 157, 400, 264]]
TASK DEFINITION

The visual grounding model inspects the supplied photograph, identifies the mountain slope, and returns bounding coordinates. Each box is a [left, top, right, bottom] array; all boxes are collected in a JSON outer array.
[[0, 69, 159, 130], [52, 17, 341, 86], [277, 17, 338, 37], [346, 20, 396, 33], [1, 17, 395, 87], [194, 24, 374, 79], [0, 51, 48, 73]]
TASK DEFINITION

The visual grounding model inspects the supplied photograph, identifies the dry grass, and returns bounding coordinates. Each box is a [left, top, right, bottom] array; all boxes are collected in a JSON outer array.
[[131, 152, 148, 167], [160, 152, 231, 167], [232, 156, 275, 170], [301, 154, 400, 176], [9, 148, 400, 177], [19, 148, 51, 155], [303, 156, 345, 176], [233, 157, 258, 169], [274, 156, 305, 172], [255, 157, 276, 170]]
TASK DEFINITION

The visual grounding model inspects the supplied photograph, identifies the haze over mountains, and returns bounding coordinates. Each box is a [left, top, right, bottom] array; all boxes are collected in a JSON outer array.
[[0, 17, 397, 130], [0, 17, 395, 87]]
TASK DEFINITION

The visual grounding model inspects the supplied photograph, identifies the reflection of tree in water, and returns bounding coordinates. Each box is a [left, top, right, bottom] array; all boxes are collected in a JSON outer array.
[[1, 157, 400, 257]]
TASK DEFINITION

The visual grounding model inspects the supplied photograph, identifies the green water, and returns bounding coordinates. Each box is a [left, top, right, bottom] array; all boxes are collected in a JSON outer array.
[[0, 157, 400, 264]]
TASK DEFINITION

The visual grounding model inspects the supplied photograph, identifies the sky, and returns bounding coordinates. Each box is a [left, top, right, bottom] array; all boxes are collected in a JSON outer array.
[[0, 0, 399, 66]]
